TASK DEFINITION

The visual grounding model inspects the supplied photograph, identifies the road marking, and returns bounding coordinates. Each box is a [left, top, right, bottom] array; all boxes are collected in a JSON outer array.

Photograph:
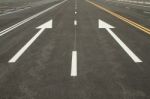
[[99, 19, 142, 63], [106, 28, 142, 63], [0, 0, 67, 37], [74, 20, 77, 26], [86, 0, 150, 35], [9, 20, 52, 63], [72, 1, 78, 77], [71, 51, 77, 77]]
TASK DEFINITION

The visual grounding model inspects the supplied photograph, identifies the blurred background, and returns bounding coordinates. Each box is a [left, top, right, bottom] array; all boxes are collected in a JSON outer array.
[[106, 0, 150, 5]]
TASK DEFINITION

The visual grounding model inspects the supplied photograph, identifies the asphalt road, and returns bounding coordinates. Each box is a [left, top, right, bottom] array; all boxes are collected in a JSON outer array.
[[0, 0, 150, 99]]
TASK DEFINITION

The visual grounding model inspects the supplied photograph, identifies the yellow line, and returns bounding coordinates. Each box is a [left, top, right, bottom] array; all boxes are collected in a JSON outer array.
[[86, 0, 150, 35]]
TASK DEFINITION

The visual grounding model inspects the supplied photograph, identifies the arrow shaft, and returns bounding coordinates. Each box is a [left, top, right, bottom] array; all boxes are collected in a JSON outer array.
[[106, 28, 142, 63], [9, 28, 45, 63]]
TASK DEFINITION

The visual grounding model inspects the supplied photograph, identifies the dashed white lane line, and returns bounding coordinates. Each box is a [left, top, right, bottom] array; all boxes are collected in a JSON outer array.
[[74, 20, 77, 26], [0, 0, 67, 37], [71, 51, 77, 77], [9, 20, 52, 63], [71, 0, 78, 77]]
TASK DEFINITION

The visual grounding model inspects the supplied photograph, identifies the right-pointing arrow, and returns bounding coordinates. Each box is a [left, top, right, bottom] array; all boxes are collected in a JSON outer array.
[[98, 19, 142, 63]]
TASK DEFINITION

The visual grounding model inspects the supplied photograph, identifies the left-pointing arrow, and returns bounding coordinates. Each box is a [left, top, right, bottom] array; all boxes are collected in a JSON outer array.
[[9, 20, 53, 63]]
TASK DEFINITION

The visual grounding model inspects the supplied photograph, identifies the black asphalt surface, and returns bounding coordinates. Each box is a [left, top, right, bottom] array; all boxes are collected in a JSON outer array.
[[0, 0, 150, 99]]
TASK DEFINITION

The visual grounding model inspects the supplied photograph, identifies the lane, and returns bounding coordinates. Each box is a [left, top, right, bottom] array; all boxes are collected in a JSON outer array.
[[0, 0, 75, 98], [0, 0, 69, 63], [77, 0, 150, 98], [85, 0, 150, 64], [77, 1, 136, 98]]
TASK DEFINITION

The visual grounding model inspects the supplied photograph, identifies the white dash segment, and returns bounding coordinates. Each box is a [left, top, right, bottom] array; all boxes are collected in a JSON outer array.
[[71, 51, 77, 77], [106, 28, 142, 63], [75, 11, 77, 14], [74, 20, 77, 26]]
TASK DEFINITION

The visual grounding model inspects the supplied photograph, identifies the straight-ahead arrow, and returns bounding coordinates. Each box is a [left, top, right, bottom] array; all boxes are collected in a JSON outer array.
[[98, 19, 142, 63], [9, 20, 52, 63]]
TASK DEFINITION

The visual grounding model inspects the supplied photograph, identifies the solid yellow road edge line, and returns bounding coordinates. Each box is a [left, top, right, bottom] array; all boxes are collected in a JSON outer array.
[[86, 0, 150, 35]]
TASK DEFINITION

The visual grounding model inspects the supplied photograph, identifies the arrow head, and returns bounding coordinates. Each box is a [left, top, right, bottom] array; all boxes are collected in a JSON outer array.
[[36, 20, 52, 29], [98, 19, 115, 29]]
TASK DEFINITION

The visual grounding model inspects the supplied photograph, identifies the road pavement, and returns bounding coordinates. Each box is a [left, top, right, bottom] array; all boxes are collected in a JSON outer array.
[[0, 0, 150, 99]]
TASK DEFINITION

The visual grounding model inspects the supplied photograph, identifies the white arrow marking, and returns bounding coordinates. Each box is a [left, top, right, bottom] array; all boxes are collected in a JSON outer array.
[[9, 20, 52, 63], [71, 51, 77, 77], [99, 20, 115, 29], [0, 0, 67, 37], [98, 19, 142, 63]]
